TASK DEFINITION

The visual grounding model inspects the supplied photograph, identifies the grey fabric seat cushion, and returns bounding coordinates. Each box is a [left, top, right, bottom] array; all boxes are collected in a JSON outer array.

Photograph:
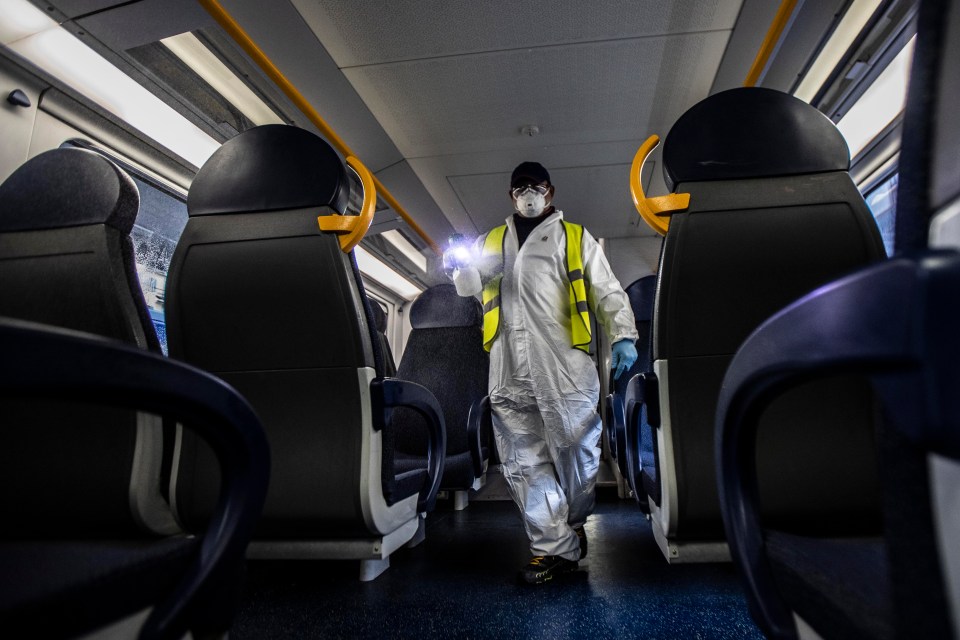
[[394, 448, 488, 489], [0, 537, 196, 637], [765, 531, 893, 640]]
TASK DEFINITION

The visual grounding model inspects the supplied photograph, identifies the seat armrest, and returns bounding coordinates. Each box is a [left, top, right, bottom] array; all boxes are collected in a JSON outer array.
[[371, 378, 447, 512], [622, 372, 658, 502], [466, 395, 491, 477], [604, 391, 627, 477], [714, 251, 960, 639], [0, 317, 271, 640]]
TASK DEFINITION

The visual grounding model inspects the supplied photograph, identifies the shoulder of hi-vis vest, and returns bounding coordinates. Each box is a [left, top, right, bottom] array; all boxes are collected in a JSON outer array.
[[479, 220, 591, 353]]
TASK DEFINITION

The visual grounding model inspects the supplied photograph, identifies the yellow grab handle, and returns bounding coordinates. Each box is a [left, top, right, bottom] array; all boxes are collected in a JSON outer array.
[[317, 156, 376, 253], [630, 135, 690, 236]]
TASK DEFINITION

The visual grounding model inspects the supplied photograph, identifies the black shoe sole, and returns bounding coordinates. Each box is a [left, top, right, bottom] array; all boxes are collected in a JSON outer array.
[[520, 562, 578, 585]]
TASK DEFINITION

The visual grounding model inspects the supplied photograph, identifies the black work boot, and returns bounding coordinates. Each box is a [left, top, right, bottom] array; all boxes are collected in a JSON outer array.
[[574, 525, 587, 559], [519, 555, 578, 584]]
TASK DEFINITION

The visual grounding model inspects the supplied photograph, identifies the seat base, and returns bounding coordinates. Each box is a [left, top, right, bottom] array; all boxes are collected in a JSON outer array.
[[406, 514, 427, 548], [649, 517, 730, 564], [359, 558, 390, 582], [246, 516, 421, 581]]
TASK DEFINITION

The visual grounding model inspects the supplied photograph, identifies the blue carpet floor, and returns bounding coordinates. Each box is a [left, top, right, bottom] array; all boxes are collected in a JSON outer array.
[[231, 491, 764, 639]]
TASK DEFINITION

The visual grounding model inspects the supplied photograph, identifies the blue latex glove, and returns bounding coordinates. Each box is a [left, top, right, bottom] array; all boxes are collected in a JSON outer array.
[[611, 339, 639, 380]]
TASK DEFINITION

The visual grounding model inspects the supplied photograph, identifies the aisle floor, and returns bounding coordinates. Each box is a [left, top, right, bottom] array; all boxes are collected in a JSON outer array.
[[232, 490, 764, 639]]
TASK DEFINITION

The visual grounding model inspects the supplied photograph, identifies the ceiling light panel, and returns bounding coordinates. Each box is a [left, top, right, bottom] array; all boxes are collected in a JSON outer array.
[[160, 32, 283, 126], [354, 246, 423, 300], [2, 0, 219, 167]]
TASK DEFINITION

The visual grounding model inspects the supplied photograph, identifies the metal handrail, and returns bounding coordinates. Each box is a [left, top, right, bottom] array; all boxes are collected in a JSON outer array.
[[743, 0, 800, 87]]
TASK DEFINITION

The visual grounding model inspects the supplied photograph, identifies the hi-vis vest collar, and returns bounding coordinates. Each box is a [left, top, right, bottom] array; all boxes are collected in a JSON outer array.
[[480, 219, 591, 353]]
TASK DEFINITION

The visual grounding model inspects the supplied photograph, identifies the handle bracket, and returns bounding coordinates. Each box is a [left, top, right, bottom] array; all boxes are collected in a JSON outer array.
[[318, 156, 376, 253], [630, 135, 690, 236]]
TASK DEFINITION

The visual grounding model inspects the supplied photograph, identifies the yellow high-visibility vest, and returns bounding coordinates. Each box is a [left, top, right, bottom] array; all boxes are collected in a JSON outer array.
[[480, 220, 591, 353]]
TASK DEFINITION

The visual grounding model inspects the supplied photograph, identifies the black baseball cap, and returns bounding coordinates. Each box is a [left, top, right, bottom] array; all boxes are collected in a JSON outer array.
[[510, 161, 551, 188]]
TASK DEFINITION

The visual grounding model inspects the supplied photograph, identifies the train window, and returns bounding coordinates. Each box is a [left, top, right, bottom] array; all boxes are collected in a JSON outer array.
[[865, 172, 898, 256], [836, 33, 913, 257], [836, 36, 915, 160], [61, 141, 188, 353], [128, 176, 188, 354], [798, 1, 916, 258]]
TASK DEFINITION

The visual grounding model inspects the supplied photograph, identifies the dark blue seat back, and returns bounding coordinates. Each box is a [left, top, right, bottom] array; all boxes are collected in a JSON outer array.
[[613, 275, 656, 397], [393, 284, 489, 488], [368, 298, 397, 377]]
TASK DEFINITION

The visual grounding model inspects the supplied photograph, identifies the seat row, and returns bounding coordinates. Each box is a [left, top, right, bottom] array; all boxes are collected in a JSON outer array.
[[609, 83, 888, 560], [0, 124, 490, 637], [607, 0, 960, 635]]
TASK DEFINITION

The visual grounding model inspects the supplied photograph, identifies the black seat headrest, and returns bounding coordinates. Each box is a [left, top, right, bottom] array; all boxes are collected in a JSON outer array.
[[409, 284, 482, 329], [368, 298, 388, 333], [662, 87, 850, 191], [625, 276, 657, 320], [0, 148, 139, 233], [187, 124, 350, 217]]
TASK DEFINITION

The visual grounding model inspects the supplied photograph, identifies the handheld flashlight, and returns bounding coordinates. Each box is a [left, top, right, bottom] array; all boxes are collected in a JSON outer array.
[[444, 233, 472, 271]]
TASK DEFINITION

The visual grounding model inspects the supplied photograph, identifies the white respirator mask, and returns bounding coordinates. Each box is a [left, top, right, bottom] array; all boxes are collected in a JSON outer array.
[[515, 190, 547, 217]]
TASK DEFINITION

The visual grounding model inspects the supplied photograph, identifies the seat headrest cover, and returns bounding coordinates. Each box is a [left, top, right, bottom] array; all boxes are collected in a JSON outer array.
[[0, 147, 139, 233], [410, 284, 482, 329], [662, 87, 850, 191], [187, 124, 350, 217], [368, 298, 388, 332], [625, 275, 657, 320]]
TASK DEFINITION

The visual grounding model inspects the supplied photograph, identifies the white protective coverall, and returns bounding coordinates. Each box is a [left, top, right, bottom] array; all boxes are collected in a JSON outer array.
[[454, 210, 638, 561]]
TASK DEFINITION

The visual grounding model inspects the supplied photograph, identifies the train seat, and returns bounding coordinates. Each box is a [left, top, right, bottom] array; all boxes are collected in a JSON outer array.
[[719, 1, 960, 636], [368, 298, 398, 377], [0, 318, 269, 639], [0, 147, 178, 536], [165, 124, 446, 581], [716, 251, 960, 639], [0, 147, 269, 637], [392, 284, 490, 510], [632, 86, 887, 562], [622, 275, 656, 377], [606, 275, 656, 506]]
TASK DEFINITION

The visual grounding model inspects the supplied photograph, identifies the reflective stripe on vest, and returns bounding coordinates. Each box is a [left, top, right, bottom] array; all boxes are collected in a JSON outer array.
[[565, 221, 592, 352], [480, 220, 591, 353], [481, 225, 506, 351]]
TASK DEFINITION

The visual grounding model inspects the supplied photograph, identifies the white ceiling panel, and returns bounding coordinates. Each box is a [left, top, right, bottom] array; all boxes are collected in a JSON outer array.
[[406, 138, 652, 234], [284, 0, 736, 242], [292, 0, 741, 66], [343, 38, 659, 158], [342, 30, 730, 156]]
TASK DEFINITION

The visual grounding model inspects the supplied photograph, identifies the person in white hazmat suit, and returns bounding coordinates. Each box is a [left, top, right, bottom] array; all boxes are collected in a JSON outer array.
[[447, 162, 639, 584]]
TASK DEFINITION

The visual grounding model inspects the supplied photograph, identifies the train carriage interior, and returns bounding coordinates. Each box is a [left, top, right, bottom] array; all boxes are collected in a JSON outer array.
[[1, 0, 958, 638]]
